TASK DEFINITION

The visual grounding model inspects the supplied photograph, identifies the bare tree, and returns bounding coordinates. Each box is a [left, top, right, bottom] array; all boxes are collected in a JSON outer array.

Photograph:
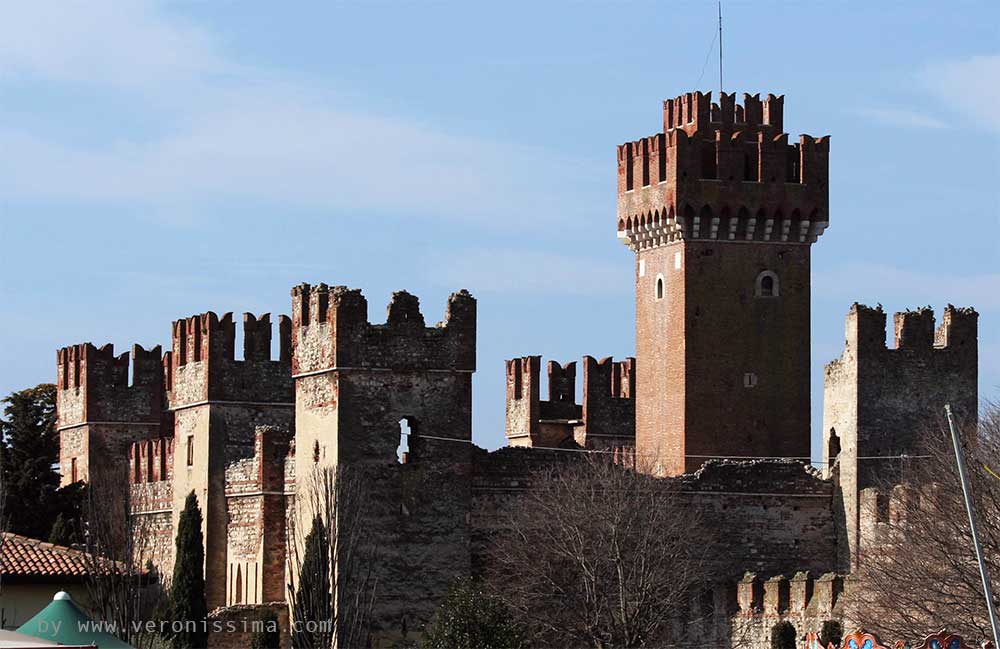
[[847, 403, 1000, 642], [79, 474, 166, 649], [487, 454, 711, 649], [286, 464, 380, 649]]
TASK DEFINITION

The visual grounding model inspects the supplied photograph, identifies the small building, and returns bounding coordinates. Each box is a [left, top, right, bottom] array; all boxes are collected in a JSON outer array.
[[0, 533, 95, 630]]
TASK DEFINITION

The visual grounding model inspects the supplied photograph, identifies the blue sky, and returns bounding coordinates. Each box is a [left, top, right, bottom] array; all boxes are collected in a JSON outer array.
[[1, 1, 997, 460]]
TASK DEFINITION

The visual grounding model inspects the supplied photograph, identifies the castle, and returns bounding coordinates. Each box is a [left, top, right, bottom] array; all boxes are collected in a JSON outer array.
[[54, 91, 979, 646]]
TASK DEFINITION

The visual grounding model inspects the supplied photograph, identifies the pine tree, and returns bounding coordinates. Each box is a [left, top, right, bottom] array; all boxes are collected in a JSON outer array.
[[169, 491, 208, 649], [292, 516, 332, 649], [0, 384, 82, 540]]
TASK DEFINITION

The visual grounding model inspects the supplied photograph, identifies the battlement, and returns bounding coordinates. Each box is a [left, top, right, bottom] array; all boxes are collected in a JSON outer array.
[[616, 91, 829, 251], [583, 355, 635, 400], [56, 342, 163, 427], [290, 284, 476, 374], [836, 303, 979, 355], [129, 437, 174, 484], [167, 311, 291, 367], [164, 311, 293, 406], [663, 91, 786, 135], [736, 571, 843, 616], [505, 355, 636, 449]]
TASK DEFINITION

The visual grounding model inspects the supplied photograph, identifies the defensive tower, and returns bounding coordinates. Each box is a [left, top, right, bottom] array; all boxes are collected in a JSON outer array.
[[290, 284, 476, 642], [617, 91, 830, 476], [56, 342, 163, 486], [823, 303, 978, 568], [163, 310, 294, 609]]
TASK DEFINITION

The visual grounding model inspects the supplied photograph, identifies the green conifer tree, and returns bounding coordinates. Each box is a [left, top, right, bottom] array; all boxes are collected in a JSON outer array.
[[169, 491, 208, 649], [292, 516, 332, 649], [0, 384, 82, 540], [47, 513, 74, 546]]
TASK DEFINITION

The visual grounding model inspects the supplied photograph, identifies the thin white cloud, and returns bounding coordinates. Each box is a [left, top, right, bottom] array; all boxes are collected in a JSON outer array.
[[919, 54, 1000, 133], [424, 249, 628, 296], [0, 1, 229, 88], [0, 2, 597, 228], [814, 262, 1000, 310], [855, 107, 947, 130], [0, 102, 594, 227]]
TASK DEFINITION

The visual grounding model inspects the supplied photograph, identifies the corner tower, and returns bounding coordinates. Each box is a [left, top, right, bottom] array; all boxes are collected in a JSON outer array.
[[617, 91, 830, 475]]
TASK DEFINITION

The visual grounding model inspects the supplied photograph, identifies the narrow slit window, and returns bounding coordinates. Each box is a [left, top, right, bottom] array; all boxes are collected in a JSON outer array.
[[186, 436, 194, 467], [655, 275, 664, 301], [397, 418, 411, 464]]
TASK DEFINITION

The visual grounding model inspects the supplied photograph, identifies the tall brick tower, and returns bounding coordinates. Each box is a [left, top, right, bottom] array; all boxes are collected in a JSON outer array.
[[617, 91, 830, 476]]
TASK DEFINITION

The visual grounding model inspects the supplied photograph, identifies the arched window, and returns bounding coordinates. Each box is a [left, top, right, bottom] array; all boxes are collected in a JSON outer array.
[[312, 440, 320, 464], [755, 271, 779, 297], [655, 274, 664, 301]]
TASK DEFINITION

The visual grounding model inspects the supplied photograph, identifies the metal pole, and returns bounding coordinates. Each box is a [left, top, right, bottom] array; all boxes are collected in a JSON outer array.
[[946, 403, 1000, 646], [718, 1, 723, 98]]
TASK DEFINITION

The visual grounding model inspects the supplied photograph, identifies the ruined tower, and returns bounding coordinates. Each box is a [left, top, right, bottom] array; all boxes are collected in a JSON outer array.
[[290, 284, 476, 643], [617, 91, 830, 475], [823, 303, 978, 567]]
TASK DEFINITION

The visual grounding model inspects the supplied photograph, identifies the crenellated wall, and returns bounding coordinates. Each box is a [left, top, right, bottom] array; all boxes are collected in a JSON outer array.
[[617, 91, 830, 251], [729, 571, 846, 649], [504, 355, 635, 450], [823, 303, 978, 569], [290, 284, 476, 645], [129, 437, 175, 577], [56, 342, 163, 486]]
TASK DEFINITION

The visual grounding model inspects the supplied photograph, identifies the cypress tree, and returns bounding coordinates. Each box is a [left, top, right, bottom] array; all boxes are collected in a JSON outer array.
[[292, 516, 332, 649], [169, 491, 208, 649]]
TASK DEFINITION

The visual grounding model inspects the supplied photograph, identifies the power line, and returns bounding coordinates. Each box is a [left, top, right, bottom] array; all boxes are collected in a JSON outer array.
[[694, 22, 718, 90], [401, 433, 934, 468]]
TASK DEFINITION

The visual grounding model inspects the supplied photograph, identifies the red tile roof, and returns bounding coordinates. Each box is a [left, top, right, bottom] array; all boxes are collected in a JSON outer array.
[[1, 533, 103, 578]]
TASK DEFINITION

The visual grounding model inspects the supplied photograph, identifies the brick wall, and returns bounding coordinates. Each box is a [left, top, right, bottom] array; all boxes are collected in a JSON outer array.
[[620, 91, 828, 477]]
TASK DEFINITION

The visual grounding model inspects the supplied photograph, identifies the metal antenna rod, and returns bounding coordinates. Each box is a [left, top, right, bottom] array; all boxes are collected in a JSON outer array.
[[946, 403, 1000, 647], [718, 1, 723, 97]]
